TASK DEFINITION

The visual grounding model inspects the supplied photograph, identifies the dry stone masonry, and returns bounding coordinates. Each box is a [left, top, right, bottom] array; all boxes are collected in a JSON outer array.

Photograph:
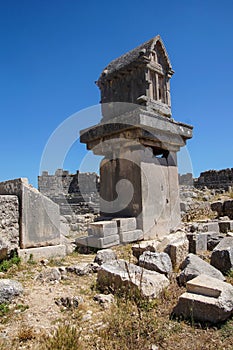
[[38, 169, 100, 215]]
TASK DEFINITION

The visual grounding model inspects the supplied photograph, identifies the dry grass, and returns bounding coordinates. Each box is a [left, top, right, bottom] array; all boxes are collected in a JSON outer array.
[[0, 248, 233, 350]]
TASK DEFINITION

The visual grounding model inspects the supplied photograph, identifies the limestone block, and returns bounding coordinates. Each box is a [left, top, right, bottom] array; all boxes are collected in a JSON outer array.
[[202, 221, 220, 233], [88, 234, 120, 249], [97, 259, 169, 299], [210, 237, 233, 274], [113, 217, 137, 233], [0, 195, 19, 254], [139, 251, 172, 276], [219, 221, 233, 233], [0, 179, 60, 249], [207, 232, 225, 251], [94, 249, 117, 265], [187, 233, 207, 254], [186, 274, 223, 298], [173, 275, 233, 323], [177, 253, 225, 286], [88, 221, 118, 237], [158, 232, 189, 268], [75, 236, 88, 247], [119, 229, 143, 244], [132, 240, 160, 260], [0, 279, 23, 304], [18, 245, 66, 262]]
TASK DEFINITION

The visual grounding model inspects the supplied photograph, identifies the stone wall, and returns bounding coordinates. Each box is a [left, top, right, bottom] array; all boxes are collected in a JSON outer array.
[[0, 195, 19, 256], [38, 170, 100, 215], [179, 173, 193, 186], [195, 168, 233, 190]]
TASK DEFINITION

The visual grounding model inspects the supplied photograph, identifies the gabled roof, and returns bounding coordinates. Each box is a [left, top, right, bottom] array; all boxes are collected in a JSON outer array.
[[98, 35, 172, 80]]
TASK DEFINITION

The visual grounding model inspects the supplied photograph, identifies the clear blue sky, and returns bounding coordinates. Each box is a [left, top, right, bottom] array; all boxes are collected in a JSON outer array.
[[0, 0, 233, 187]]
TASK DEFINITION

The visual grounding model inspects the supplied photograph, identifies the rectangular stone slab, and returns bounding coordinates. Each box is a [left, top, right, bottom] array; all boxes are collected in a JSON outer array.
[[119, 229, 143, 243], [87, 234, 120, 248], [0, 178, 60, 249], [186, 274, 223, 298], [113, 217, 137, 233], [88, 221, 118, 237]]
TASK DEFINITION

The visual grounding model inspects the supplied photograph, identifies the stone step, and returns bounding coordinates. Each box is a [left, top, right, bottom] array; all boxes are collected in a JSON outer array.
[[186, 274, 223, 298]]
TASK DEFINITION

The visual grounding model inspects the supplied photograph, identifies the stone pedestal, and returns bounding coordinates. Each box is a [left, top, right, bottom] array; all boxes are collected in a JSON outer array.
[[80, 108, 192, 240]]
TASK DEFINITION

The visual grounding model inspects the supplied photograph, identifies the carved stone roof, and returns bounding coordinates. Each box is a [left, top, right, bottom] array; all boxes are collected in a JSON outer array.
[[98, 35, 172, 80]]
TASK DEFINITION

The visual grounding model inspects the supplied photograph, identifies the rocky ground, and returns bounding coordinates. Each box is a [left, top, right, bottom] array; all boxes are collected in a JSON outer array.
[[0, 245, 232, 350], [0, 187, 233, 350]]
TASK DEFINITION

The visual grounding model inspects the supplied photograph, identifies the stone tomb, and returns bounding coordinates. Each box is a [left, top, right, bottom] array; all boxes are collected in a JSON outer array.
[[79, 35, 193, 246]]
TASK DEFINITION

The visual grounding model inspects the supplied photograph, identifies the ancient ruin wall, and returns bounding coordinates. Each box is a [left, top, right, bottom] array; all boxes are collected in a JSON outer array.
[[0, 195, 19, 254], [196, 168, 233, 190]]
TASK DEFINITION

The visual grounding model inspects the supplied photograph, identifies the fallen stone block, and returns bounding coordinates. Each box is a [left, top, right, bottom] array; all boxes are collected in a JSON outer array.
[[210, 237, 233, 274], [139, 251, 172, 276], [207, 232, 225, 251], [132, 240, 160, 260], [187, 233, 207, 254], [219, 221, 233, 234], [97, 259, 169, 299], [158, 232, 189, 268], [88, 221, 118, 237], [94, 249, 117, 265], [113, 217, 137, 233], [177, 253, 225, 286], [119, 229, 143, 244], [88, 234, 120, 249], [173, 274, 233, 323], [0, 279, 23, 303]]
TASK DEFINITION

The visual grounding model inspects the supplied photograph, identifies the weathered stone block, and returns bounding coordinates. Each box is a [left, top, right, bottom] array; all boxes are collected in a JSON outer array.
[[0, 179, 60, 249], [94, 249, 117, 265], [207, 232, 225, 251], [119, 229, 143, 243], [158, 232, 189, 268], [0, 195, 19, 254], [97, 259, 169, 299], [177, 253, 225, 286], [18, 245, 66, 262], [132, 240, 160, 260], [210, 237, 233, 274], [202, 222, 220, 233], [0, 279, 23, 304], [187, 233, 207, 254], [88, 221, 118, 237], [88, 234, 120, 249], [113, 217, 137, 233], [173, 274, 233, 323], [218, 220, 233, 233], [139, 251, 172, 276]]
